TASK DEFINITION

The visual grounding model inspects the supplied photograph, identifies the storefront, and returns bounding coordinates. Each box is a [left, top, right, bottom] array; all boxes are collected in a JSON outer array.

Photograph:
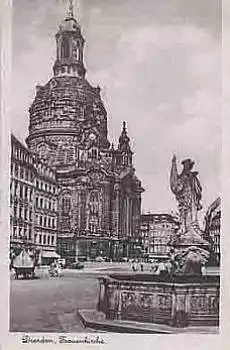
[[40, 250, 60, 266]]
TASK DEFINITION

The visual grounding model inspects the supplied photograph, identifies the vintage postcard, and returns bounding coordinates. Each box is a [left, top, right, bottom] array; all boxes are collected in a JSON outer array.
[[0, 0, 228, 349]]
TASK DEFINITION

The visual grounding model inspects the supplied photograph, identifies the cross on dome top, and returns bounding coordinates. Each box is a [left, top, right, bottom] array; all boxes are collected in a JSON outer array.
[[67, 0, 74, 18]]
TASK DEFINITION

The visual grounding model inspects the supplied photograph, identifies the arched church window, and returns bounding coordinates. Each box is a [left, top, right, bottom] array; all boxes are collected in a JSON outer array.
[[72, 39, 80, 60], [89, 192, 99, 215], [62, 196, 71, 214], [61, 37, 70, 59], [92, 148, 97, 159]]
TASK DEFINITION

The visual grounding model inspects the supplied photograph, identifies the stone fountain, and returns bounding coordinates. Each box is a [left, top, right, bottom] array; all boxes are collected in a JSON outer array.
[[79, 156, 219, 333]]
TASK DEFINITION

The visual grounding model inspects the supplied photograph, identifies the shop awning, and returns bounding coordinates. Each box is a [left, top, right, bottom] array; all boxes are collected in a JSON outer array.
[[41, 251, 60, 259]]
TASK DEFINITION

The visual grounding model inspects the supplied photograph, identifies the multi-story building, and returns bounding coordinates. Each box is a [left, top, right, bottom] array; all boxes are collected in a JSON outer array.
[[204, 197, 221, 266], [34, 162, 59, 264], [140, 213, 180, 260], [10, 4, 144, 263], [10, 135, 36, 257], [10, 134, 60, 264]]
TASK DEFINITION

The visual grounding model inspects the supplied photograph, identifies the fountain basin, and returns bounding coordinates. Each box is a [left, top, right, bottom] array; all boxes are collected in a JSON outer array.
[[97, 274, 219, 328]]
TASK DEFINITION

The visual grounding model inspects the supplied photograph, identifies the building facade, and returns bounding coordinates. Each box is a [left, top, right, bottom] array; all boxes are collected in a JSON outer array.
[[204, 197, 221, 266], [140, 213, 180, 260], [10, 135, 36, 256], [10, 6, 143, 263], [10, 134, 59, 264], [34, 162, 59, 264]]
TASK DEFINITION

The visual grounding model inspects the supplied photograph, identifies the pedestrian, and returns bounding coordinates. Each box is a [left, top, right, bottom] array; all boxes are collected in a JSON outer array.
[[140, 262, 144, 272], [201, 265, 206, 275], [158, 261, 168, 276], [132, 259, 138, 272]]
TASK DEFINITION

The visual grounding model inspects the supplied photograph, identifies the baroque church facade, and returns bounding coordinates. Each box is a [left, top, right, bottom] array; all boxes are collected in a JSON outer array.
[[23, 5, 144, 262]]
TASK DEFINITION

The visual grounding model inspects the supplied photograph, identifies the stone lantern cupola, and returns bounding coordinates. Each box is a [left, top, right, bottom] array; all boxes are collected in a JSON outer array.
[[53, 0, 86, 78]]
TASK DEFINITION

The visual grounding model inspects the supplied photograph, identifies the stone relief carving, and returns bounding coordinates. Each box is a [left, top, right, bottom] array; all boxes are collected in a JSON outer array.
[[157, 295, 172, 310], [121, 292, 136, 309], [138, 293, 153, 309]]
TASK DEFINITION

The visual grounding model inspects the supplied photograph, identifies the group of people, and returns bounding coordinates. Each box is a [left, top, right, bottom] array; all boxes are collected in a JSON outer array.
[[131, 259, 173, 275], [131, 260, 144, 272], [48, 261, 62, 277]]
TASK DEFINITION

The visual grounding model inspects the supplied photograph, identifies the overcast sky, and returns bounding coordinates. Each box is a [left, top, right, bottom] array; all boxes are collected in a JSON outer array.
[[12, 0, 221, 218]]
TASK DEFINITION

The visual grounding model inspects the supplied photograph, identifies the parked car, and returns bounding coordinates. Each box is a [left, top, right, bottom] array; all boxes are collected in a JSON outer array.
[[95, 256, 105, 262], [68, 261, 84, 269], [77, 255, 87, 262], [103, 257, 111, 262]]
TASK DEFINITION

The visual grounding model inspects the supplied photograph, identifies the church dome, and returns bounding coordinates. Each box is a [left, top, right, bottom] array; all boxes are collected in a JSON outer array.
[[26, 4, 110, 162], [28, 76, 107, 137]]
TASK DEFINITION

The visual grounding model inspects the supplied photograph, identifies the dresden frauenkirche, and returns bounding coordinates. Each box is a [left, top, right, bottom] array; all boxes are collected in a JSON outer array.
[[15, 5, 144, 263]]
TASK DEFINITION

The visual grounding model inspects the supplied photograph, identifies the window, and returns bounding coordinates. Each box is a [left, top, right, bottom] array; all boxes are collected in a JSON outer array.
[[29, 210, 32, 221], [62, 196, 71, 213], [15, 165, 18, 177], [20, 184, 23, 198], [19, 207, 22, 218], [92, 148, 97, 159], [34, 234, 37, 243], [20, 167, 24, 179], [44, 217, 47, 227], [13, 206, 17, 217], [47, 236, 50, 245], [25, 170, 29, 181], [43, 235, 46, 244], [14, 182, 17, 196], [48, 217, 51, 228], [40, 198, 43, 208], [51, 236, 54, 245], [61, 37, 70, 58], [39, 234, 42, 244], [24, 209, 28, 220], [35, 197, 38, 207], [39, 216, 42, 226], [13, 227, 17, 237], [28, 229, 32, 240], [29, 188, 33, 201], [25, 186, 28, 199]]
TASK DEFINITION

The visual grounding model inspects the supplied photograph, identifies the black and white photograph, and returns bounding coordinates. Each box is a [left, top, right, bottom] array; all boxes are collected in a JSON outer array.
[[5, 0, 222, 338]]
